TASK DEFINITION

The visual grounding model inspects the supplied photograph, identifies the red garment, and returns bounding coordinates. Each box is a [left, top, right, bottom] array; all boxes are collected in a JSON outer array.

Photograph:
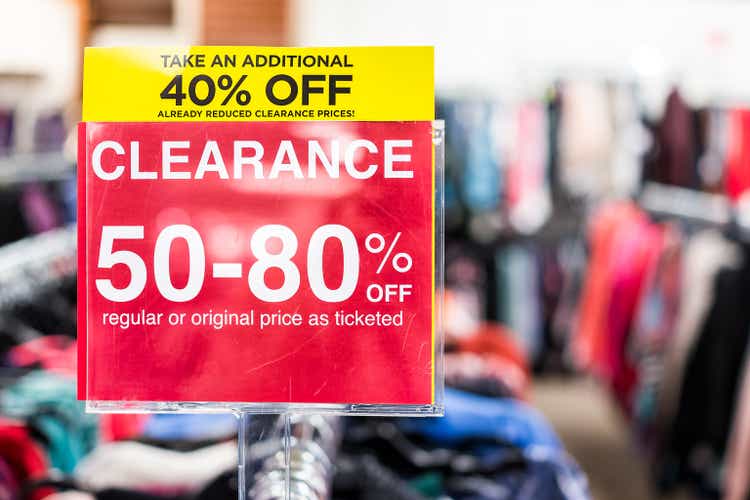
[[7, 336, 76, 377], [99, 414, 150, 442], [574, 202, 646, 372], [725, 109, 750, 201], [0, 419, 53, 500], [575, 201, 669, 414]]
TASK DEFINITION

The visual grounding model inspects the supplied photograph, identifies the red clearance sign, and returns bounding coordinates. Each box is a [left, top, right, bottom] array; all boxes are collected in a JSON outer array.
[[78, 121, 436, 406]]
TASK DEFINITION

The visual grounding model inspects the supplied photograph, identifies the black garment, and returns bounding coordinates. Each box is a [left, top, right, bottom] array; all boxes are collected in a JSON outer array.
[[0, 188, 32, 246], [662, 245, 750, 495], [644, 89, 701, 188], [333, 455, 428, 500]]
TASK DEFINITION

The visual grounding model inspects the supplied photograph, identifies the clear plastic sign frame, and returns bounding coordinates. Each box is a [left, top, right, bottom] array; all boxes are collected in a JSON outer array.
[[78, 120, 445, 417]]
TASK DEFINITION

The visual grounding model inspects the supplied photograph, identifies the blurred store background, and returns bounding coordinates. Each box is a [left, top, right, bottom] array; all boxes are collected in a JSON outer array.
[[2, 0, 750, 499]]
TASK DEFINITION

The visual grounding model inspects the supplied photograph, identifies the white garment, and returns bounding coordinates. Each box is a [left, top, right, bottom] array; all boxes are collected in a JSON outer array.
[[559, 81, 614, 197], [74, 440, 237, 492], [45, 493, 94, 500]]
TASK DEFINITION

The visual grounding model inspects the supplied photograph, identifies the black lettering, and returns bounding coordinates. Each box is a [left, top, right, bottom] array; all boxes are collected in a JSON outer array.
[[301, 75, 325, 105], [329, 75, 352, 105], [266, 74, 297, 105]]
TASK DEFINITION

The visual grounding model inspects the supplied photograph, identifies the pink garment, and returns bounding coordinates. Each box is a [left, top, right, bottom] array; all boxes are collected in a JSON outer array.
[[604, 219, 665, 414], [506, 101, 550, 233]]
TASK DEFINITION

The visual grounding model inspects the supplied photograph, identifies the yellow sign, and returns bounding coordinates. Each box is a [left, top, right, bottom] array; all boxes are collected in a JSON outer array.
[[82, 46, 434, 122]]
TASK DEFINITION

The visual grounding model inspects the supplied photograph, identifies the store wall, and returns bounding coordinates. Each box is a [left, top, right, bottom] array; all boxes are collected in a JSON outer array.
[[0, 0, 80, 150], [291, 0, 750, 111]]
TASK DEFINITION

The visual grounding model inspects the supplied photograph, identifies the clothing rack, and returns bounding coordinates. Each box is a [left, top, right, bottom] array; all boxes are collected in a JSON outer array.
[[639, 182, 731, 226], [245, 415, 340, 499], [0, 224, 76, 310]]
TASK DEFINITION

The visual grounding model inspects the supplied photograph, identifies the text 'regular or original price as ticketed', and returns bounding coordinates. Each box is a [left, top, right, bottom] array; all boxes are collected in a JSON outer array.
[[79, 121, 436, 405]]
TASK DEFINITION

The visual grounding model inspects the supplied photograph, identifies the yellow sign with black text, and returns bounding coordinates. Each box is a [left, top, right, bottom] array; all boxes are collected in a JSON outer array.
[[82, 46, 434, 122]]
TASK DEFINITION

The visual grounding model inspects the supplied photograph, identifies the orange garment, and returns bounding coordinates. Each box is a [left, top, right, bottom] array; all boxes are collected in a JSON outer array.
[[454, 323, 531, 399]]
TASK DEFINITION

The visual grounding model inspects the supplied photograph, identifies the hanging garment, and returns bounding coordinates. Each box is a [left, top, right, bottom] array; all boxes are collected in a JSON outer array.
[[436, 100, 467, 229], [573, 202, 646, 372], [655, 230, 742, 459], [21, 183, 62, 234], [628, 226, 683, 452], [604, 217, 665, 414], [662, 244, 750, 494], [558, 81, 614, 197], [463, 102, 502, 214], [545, 84, 562, 192], [698, 108, 729, 192], [645, 88, 698, 188], [496, 244, 543, 365], [609, 83, 649, 196], [506, 101, 551, 233], [0, 110, 13, 155], [551, 238, 586, 366], [723, 343, 750, 500], [58, 175, 77, 224], [0, 188, 34, 246], [33, 113, 66, 153], [74, 441, 236, 493], [724, 109, 750, 202]]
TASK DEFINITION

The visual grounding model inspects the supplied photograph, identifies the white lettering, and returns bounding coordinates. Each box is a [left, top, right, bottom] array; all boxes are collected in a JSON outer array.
[[269, 140, 303, 179], [92, 140, 125, 180], [384, 139, 413, 179], [195, 140, 229, 179], [233, 141, 264, 179], [344, 139, 378, 179], [162, 141, 191, 180]]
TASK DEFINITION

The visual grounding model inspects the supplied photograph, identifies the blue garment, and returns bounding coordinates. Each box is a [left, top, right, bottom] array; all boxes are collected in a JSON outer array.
[[58, 175, 77, 223], [399, 389, 589, 499], [463, 104, 502, 213], [450, 455, 589, 500], [496, 244, 543, 364], [142, 414, 237, 441], [438, 100, 503, 215], [399, 388, 562, 452]]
